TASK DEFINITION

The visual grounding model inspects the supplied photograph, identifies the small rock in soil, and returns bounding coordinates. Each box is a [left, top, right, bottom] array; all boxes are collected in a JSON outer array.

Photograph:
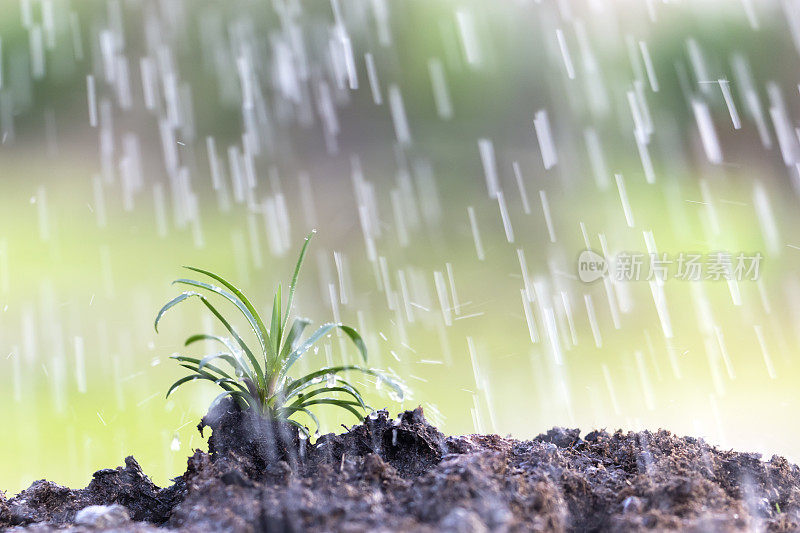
[[74, 504, 130, 528], [439, 507, 488, 533]]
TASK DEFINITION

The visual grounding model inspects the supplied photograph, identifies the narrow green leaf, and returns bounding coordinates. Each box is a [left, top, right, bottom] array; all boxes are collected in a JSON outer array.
[[279, 317, 312, 361], [284, 365, 404, 400], [240, 377, 261, 400], [287, 385, 368, 412], [183, 335, 254, 378], [170, 355, 237, 381], [209, 389, 256, 412], [166, 375, 201, 398], [196, 296, 266, 388], [281, 375, 361, 404], [176, 364, 248, 394], [280, 323, 367, 379], [174, 278, 270, 357], [285, 418, 311, 438], [185, 334, 230, 348], [197, 352, 247, 376], [271, 284, 282, 362], [283, 365, 361, 394], [213, 377, 250, 392], [155, 292, 195, 333], [282, 231, 314, 337], [339, 325, 367, 361], [157, 291, 265, 389], [183, 267, 275, 364], [279, 323, 335, 378], [287, 406, 320, 434], [202, 355, 258, 396], [283, 398, 365, 421]]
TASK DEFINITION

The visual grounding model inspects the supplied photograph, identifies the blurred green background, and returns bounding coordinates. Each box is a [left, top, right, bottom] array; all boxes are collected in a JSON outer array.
[[3, 0, 800, 494]]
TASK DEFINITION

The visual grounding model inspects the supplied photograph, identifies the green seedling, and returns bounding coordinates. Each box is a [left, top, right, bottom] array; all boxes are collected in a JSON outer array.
[[154, 231, 402, 436]]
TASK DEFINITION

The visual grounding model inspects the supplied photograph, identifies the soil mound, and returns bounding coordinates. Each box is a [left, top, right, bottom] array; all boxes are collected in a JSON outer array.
[[3, 403, 800, 532]]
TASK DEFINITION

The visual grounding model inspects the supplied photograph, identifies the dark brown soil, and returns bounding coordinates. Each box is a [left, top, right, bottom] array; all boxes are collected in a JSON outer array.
[[3, 400, 800, 532]]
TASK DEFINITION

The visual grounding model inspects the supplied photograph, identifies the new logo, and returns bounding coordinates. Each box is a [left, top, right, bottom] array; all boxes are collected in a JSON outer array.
[[577, 250, 607, 283]]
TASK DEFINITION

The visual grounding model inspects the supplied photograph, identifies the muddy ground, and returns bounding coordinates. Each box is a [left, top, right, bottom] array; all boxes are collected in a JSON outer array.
[[3, 401, 800, 532]]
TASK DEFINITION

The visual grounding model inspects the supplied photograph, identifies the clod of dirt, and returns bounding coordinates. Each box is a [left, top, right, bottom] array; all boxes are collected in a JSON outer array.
[[0, 491, 7, 522], [1, 480, 75, 526], [307, 407, 445, 476], [536, 427, 582, 448], [5, 407, 800, 532], [1, 457, 179, 529], [85, 456, 179, 523], [198, 398, 301, 477]]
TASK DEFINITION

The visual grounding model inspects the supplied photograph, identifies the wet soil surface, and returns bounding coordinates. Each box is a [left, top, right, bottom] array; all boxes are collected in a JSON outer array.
[[4, 401, 800, 532]]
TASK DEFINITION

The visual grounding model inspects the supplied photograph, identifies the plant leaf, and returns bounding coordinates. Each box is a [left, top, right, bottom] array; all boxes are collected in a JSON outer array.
[[157, 291, 266, 389], [194, 295, 267, 389], [182, 267, 275, 365], [270, 284, 282, 363], [167, 371, 247, 402], [279, 317, 311, 361], [183, 335, 255, 378], [155, 292, 195, 333], [240, 377, 260, 400], [181, 337, 259, 386], [185, 334, 231, 348], [197, 352, 252, 380], [170, 355, 237, 381], [280, 323, 367, 379], [209, 389, 257, 412], [176, 364, 249, 394], [286, 385, 368, 412], [282, 231, 314, 338], [285, 418, 311, 438], [287, 406, 320, 434], [282, 398, 365, 421], [283, 365, 404, 400], [174, 278, 270, 358], [281, 375, 361, 404], [165, 375, 201, 398]]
